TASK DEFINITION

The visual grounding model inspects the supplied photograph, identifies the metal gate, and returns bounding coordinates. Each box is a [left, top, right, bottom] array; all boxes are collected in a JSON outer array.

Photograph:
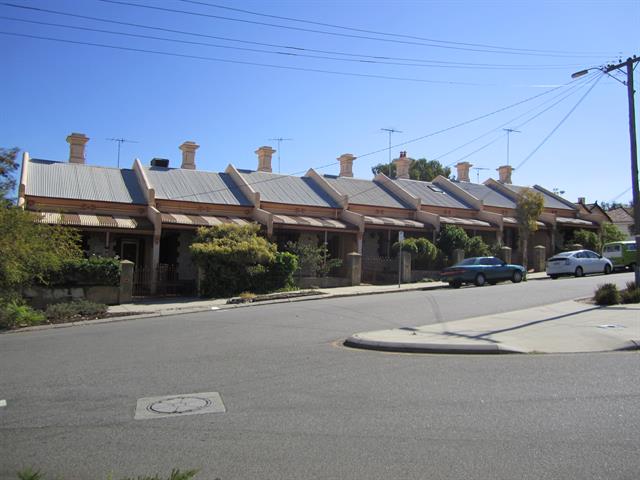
[[133, 264, 191, 297], [361, 256, 398, 284]]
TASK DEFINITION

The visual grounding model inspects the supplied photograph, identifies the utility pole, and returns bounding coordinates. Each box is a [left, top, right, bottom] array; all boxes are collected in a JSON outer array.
[[503, 128, 520, 166], [107, 138, 138, 168], [268, 137, 293, 173], [381, 128, 402, 176], [572, 55, 639, 286]]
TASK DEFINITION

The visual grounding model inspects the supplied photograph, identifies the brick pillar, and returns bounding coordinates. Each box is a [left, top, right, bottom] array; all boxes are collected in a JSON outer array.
[[401, 251, 412, 283], [533, 245, 546, 272], [499, 246, 512, 264], [452, 248, 465, 265], [119, 260, 134, 304], [347, 252, 362, 286]]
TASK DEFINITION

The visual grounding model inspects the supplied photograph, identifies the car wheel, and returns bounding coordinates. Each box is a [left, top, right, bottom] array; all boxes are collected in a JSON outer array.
[[474, 273, 486, 287], [574, 266, 584, 277], [604, 264, 612, 275], [450, 280, 461, 289], [549, 274, 558, 279], [512, 271, 523, 283]]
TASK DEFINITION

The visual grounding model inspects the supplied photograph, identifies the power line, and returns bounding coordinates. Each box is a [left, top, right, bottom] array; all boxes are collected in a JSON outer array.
[[0, 3, 588, 69], [97, 0, 611, 59], [515, 73, 604, 171], [0, 31, 495, 86], [1, 15, 586, 71], [177, 0, 617, 57]]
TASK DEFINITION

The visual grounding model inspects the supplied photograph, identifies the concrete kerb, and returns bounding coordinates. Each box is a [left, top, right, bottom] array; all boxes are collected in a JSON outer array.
[[344, 336, 526, 354]]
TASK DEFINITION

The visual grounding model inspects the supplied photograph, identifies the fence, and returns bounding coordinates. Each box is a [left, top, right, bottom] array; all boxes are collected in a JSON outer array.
[[133, 264, 196, 297]]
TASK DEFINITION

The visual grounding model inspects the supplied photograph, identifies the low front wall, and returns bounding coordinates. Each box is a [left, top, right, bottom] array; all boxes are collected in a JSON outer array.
[[411, 270, 441, 282], [295, 276, 352, 289], [23, 285, 121, 309]]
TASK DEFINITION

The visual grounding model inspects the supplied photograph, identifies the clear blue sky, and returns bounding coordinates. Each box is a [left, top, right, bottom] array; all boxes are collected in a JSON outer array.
[[2, 0, 638, 205]]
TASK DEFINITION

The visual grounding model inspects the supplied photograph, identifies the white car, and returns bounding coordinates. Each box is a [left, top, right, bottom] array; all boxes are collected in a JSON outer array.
[[546, 249, 613, 279]]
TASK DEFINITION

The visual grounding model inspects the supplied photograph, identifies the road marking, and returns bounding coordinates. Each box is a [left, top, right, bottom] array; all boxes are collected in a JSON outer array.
[[0, 399, 6, 407]]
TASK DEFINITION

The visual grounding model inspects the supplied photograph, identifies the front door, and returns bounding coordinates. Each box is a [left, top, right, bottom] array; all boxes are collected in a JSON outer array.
[[121, 240, 139, 267]]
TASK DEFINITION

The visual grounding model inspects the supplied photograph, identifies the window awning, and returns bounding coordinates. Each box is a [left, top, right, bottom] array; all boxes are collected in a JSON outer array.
[[440, 216, 493, 228], [503, 216, 545, 227], [364, 216, 425, 229], [272, 214, 355, 230], [556, 216, 596, 226], [33, 211, 153, 230], [161, 213, 251, 227]]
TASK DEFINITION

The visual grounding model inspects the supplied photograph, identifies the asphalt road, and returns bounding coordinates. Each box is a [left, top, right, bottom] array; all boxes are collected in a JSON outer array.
[[1, 272, 638, 480]]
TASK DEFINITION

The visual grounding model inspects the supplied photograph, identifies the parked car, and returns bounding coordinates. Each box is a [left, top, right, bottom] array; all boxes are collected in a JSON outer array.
[[546, 249, 613, 279], [440, 256, 526, 288], [602, 240, 637, 271]]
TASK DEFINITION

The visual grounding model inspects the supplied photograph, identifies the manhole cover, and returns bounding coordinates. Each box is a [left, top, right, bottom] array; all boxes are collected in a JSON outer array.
[[135, 391, 225, 420], [148, 396, 211, 414]]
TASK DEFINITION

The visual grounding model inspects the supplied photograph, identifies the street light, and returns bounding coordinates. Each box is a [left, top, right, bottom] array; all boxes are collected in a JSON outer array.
[[572, 56, 639, 286]]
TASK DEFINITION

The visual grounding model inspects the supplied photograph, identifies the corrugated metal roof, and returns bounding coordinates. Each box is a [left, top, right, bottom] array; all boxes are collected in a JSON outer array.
[[27, 159, 146, 204], [556, 216, 595, 226], [504, 184, 576, 211], [323, 175, 412, 209], [272, 215, 355, 230], [455, 182, 516, 209], [145, 167, 251, 206], [395, 179, 472, 209], [239, 170, 340, 208], [440, 216, 492, 227]]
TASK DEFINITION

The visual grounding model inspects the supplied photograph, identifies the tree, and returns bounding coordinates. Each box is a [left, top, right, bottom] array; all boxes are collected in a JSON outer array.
[[571, 229, 600, 252], [465, 236, 491, 257], [371, 158, 451, 181], [515, 189, 544, 270], [0, 207, 82, 293], [600, 223, 627, 246], [0, 147, 19, 200]]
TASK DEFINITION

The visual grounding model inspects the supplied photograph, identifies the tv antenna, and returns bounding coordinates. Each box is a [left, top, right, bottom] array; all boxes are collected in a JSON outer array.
[[106, 137, 138, 168], [268, 137, 293, 173], [381, 128, 402, 175], [472, 167, 491, 183], [503, 128, 520, 166]]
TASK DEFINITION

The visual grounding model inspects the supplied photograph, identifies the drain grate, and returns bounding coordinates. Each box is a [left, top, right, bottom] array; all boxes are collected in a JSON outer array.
[[135, 391, 225, 420]]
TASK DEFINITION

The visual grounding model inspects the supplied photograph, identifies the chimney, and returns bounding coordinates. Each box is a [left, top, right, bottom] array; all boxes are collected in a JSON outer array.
[[394, 151, 411, 179], [455, 162, 472, 182], [497, 165, 513, 184], [338, 153, 356, 177], [255, 146, 275, 173], [577, 197, 586, 204], [179, 141, 199, 170], [66, 133, 89, 164]]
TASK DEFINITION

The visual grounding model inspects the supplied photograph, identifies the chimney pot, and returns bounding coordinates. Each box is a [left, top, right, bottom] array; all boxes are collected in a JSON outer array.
[[66, 132, 89, 164], [338, 153, 356, 177], [150, 158, 170, 168], [179, 141, 199, 170], [455, 162, 473, 182], [255, 146, 275, 172], [497, 165, 513, 184]]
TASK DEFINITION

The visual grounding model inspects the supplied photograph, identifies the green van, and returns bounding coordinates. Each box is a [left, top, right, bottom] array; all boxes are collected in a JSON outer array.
[[602, 241, 637, 271]]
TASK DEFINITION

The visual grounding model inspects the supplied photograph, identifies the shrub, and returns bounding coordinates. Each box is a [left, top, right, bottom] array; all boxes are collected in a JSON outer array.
[[285, 241, 341, 277], [45, 256, 121, 287], [593, 283, 621, 306], [570, 229, 600, 252], [436, 225, 468, 258], [392, 238, 419, 255], [45, 300, 108, 322], [0, 299, 44, 329], [465, 236, 491, 257], [600, 222, 627, 245], [262, 251, 298, 291], [621, 281, 640, 304]]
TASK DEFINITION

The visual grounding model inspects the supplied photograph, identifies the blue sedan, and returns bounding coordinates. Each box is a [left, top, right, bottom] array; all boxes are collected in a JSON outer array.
[[440, 256, 526, 288]]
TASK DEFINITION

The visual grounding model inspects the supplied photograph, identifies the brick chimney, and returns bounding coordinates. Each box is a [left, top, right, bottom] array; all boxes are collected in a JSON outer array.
[[394, 151, 411, 179], [338, 153, 356, 177], [66, 133, 89, 164], [255, 146, 275, 173], [497, 165, 513, 184], [179, 141, 199, 170], [455, 162, 472, 182]]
